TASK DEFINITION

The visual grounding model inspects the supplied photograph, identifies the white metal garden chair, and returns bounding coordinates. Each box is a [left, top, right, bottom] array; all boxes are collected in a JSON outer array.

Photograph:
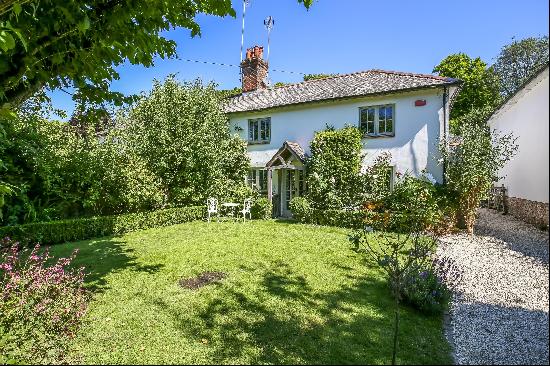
[[240, 198, 252, 222], [207, 197, 219, 222]]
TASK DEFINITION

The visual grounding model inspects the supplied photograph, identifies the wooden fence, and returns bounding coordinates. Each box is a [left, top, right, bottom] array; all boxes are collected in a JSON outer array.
[[481, 185, 508, 213]]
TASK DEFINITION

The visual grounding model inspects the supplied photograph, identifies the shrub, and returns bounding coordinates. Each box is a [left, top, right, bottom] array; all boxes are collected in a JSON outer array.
[[289, 197, 312, 222], [400, 256, 461, 314], [251, 197, 273, 220], [362, 152, 394, 202], [0, 238, 88, 363], [306, 126, 365, 210], [440, 107, 517, 234], [289, 198, 364, 229], [0, 206, 205, 245], [363, 174, 459, 235]]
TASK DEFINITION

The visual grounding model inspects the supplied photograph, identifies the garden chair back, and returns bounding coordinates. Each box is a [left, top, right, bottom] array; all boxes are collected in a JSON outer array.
[[207, 198, 219, 222], [241, 198, 252, 221]]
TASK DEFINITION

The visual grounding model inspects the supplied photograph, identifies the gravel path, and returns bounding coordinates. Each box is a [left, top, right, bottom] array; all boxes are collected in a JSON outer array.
[[438, 208, 549, 365]]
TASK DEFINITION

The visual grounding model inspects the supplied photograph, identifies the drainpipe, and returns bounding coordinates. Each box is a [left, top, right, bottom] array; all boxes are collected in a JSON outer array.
[[442, 86, 448, 185]]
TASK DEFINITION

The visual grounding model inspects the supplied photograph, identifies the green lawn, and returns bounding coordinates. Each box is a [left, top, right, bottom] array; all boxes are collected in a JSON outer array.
[[49, 220, 451, 365]]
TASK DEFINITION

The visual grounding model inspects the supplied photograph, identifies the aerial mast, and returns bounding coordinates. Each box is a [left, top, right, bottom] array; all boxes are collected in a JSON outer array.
[[264, 16, 275, 63]]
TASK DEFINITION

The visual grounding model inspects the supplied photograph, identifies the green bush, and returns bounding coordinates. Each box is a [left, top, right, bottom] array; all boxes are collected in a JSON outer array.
[[306, 126, 365, 210], [363, 174, 459, 234], [400, 256, 461, 314], [251, 197, 273, 220], [0, 206, 205, 245], [289, 197, 312, 222]]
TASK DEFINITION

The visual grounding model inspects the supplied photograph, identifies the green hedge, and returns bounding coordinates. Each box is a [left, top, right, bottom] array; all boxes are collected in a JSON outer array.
[[304, 209, 364, 229], [0, 206, 205, 245], [289, 197, 364, 229]]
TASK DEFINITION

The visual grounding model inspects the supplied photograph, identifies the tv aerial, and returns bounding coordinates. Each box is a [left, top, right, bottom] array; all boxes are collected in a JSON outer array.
[[264, 16, 275, 63], [263, 16, 275, 89]]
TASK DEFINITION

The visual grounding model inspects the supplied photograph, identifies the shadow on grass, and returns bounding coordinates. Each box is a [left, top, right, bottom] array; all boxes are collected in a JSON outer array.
[[150, 261, 449, 365], [47, 236, 164, 293]]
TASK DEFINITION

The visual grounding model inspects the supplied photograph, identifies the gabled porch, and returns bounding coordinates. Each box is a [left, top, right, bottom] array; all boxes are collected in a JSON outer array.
[[248, 141, 307, 217]]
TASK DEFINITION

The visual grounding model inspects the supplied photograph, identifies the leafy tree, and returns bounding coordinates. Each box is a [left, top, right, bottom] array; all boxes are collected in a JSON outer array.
[[0, 0, 312, 110], [439, 107, 518, 234], [120, 77, 250, 207], [492, 36, 549, 97], [306, 126, 364, 210], [0, 97, 163, 225], [433, 53, 501, 122]]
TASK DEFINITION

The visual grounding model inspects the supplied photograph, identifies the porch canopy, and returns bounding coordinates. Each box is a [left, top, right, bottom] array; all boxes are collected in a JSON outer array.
[[265, 141, 306, 202]]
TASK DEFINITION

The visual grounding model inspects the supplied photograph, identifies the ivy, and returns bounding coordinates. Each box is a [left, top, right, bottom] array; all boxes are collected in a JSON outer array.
[[306, 126, 365, 210]]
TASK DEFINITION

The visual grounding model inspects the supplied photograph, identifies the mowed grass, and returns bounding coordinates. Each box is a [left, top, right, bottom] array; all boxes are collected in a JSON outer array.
[[48, 220, 452, 365]]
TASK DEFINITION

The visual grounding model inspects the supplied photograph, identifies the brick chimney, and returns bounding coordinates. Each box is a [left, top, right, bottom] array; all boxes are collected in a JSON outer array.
[[240, 46, 268, 92]]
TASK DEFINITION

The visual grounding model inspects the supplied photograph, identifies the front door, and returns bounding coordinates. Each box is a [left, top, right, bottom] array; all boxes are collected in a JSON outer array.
[[281, 169, 300, 217]]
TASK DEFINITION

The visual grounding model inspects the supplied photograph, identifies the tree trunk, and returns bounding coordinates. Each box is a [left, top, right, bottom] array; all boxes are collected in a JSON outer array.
[[392, 296, 400, 365]]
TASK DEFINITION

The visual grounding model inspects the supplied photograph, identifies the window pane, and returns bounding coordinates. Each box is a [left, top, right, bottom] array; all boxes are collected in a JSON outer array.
[[386, 119, 393, 134], [265, 118, 271, 140], [248, 121, 254, 140], [368, 108, 374, 122], [379, 107, 386, 121], [367, 121, 374, 134], [386, 106, 393, 120], [259, 170, 268, 192], [260, 120, 266, 140], [360, 108, 375, 134], [360, 109, 369, 122], [247, 170, 256, 187]]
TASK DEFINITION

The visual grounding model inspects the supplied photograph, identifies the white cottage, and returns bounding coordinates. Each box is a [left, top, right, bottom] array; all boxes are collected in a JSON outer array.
[[225, 46, 461, 217], [487, 64, 549, 228]]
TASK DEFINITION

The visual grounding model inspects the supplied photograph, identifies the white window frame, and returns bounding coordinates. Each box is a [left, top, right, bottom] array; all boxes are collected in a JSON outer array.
[[248, 117, 271, 144], [359, 104, 395, 137]]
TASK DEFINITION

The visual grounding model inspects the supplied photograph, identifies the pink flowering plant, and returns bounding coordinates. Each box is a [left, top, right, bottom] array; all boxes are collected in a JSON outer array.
[[0, 237, 88, 364]]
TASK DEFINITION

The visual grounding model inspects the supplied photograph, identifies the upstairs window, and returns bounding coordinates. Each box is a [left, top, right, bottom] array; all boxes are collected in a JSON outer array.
[[248, 117, 271, 143], [359, 104, 395, 137]]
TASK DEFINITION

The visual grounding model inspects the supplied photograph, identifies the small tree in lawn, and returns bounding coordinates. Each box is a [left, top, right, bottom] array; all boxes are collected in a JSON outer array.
[[440, 107, 518, 234], [349, 211, 438, 365]]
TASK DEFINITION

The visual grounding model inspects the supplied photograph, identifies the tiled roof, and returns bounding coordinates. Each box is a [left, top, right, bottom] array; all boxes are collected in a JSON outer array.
[[285, 141, 306, 162], [224, 69, 460, 113]]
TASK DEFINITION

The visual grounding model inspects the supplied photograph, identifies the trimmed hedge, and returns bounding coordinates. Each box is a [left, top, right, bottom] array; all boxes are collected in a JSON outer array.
[[290, 198, 364, 229], [0, 206, 205, 245], [303, 209, 364, 229]]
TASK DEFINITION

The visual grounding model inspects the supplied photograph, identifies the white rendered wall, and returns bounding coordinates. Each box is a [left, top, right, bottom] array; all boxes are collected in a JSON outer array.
[[488, 70, 549, 203], [229, 88, 451, 183]]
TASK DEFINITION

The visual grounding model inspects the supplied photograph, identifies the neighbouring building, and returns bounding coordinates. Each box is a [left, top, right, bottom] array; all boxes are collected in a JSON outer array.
[[487, 64, 549, 228], [224, 45, 461, 217]]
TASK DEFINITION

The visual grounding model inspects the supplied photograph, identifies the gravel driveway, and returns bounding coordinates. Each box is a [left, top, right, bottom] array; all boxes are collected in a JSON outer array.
[[438, 208, 549, 365]]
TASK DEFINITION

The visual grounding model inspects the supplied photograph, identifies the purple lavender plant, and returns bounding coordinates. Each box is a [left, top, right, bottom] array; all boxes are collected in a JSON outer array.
[[0, 238, 89, 363]]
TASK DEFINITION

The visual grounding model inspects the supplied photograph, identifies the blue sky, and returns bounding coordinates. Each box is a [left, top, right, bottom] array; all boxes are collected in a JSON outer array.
[[50, 0, 549, 116]]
